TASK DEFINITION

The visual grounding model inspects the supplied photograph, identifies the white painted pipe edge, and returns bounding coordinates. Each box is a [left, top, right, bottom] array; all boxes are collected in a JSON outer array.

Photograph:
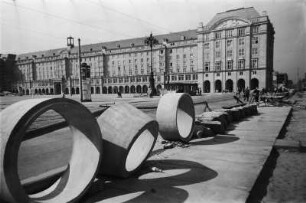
[[0, 98, 102, 203]]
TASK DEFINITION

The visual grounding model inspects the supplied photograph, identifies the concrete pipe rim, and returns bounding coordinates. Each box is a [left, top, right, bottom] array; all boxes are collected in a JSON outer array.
[[0, 98, 102, 203], [124, 121, 158, 174], [175, 93, 195, 141]]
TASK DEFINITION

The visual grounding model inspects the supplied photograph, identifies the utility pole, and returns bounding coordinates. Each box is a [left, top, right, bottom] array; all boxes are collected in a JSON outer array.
[[78, 38, 83, 102]]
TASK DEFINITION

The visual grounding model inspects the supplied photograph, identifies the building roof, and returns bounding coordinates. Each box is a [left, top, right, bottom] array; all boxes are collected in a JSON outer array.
[[17, 29, 197, 60], [206, 7, 261, 28]]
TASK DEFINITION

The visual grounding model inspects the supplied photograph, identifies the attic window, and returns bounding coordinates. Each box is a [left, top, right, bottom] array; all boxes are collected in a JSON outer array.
[[42, 54, 44, 57], [53, 53, 55, 56], [180, 36, 186, 40], [90, 48, 93, 52], [131, 43, 134, 47]]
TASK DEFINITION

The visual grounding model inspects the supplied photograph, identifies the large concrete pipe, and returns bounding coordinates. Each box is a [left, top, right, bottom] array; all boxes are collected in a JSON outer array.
[[0, 98, 102, 203], [156, 93, 195, 142], [96, 102, 158, 178]]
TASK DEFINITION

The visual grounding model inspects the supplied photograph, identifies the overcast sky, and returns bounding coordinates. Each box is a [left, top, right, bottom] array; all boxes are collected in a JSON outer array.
[[1, 0, 305, 82]]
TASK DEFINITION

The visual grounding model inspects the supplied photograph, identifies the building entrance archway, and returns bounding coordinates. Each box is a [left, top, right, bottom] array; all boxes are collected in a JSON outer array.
[[215, 80, 222, 93], [237, 79, 245, 91], [225, 79, 233, 92], [251, 78, 259, 90], [204, 81, 210, 93]]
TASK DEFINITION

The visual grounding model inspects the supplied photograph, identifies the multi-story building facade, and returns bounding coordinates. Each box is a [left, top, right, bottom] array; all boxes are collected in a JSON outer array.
[[15, 7, 275, 95]]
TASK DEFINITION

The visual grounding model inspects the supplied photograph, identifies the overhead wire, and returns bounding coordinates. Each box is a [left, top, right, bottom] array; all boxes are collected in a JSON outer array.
[[83, 0, 193, 39], [1, 0, 135, 38]]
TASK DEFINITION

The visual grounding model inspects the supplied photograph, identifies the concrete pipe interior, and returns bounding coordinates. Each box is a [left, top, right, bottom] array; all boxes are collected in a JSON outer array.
[[0, 98, 102, 203], [97, 102, 158, 178], [177, 99, 194, 139], [125, 129, 155, 172]]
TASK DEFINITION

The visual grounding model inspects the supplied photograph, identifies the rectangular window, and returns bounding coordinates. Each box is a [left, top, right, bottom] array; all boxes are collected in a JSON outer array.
[[252, 37, 259, 44], [238, 59, 245, 69], [226, 29, 233, 38], [205, 62, 210, 72], [108, 78, 112, 83], [204, 43, 209, 49], [216, 51, 221, 58], [228, 72, 231, 76], [215, 61, 221, 71], [193, 74, 198, 80], [171, 75, 177, 81], [226, 40, 232, 47], [185, 74, 191, 80], [130, 77, 135, 82], [178, 75, 184, 80], [215, 31, 222, 39], [215, 41, 220, 48], [239, 71, 243, 75], [238, 38, 244, 46], [252, 70, 257, 75], [252, 48, 258, 55], [239, 49, 245, 57], [160, 50, 164, 54], [137, 77, 141, 82], [216, 73, 220, 76], [124, 77, 129, 82], [238, 28, 245, 36], [113, 78, 117, 83], [227, 50, 233, 57], [119, 77, 123, 83], [252, 26, 259, 34], [251, 58, 258, 69], [204, 34, 209, 41], [227, 60, 233, 70]]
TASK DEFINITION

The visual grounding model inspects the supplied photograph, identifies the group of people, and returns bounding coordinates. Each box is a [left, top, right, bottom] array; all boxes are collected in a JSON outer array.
[[236, 87, 264, 105]]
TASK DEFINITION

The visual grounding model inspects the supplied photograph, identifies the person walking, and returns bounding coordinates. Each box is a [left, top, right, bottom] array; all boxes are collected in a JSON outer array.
[[253, 87, 260, 106], [244, 87, 250, 102]]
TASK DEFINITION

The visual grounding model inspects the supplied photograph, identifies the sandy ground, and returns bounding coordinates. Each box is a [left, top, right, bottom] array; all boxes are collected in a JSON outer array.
[[263, 91, 306, 203]]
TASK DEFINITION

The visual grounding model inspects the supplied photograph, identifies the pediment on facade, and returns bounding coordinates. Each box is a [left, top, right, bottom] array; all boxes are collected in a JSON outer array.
[[212, 18, 250, 30]]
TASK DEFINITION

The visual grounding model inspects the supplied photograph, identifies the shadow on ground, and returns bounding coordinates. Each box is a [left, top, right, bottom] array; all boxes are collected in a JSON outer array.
[[190, 134, 239, 146], [81, 159, 218, 203]]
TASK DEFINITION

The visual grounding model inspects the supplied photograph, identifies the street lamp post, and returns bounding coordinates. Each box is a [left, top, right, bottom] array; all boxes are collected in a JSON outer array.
[[162, 40, 170, 89], [67, 36, 74, 97], [67, 36, 83, 102], [145, 33, 159, 96]]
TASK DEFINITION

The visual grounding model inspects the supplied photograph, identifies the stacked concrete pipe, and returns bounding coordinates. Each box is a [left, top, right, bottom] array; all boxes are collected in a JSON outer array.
[[96, 102, 158, 178], [0, 98, 102, 203], [156, 93, 195, 142]]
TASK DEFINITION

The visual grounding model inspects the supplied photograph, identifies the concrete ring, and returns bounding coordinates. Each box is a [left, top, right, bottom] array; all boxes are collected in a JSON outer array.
[[156, 93, 195, 142], [96, 102, 158, 178], [0, 98, 102, 203]]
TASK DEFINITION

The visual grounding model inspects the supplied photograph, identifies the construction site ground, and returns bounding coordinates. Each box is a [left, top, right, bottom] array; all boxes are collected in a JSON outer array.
[[1, 92, 305, 202]]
